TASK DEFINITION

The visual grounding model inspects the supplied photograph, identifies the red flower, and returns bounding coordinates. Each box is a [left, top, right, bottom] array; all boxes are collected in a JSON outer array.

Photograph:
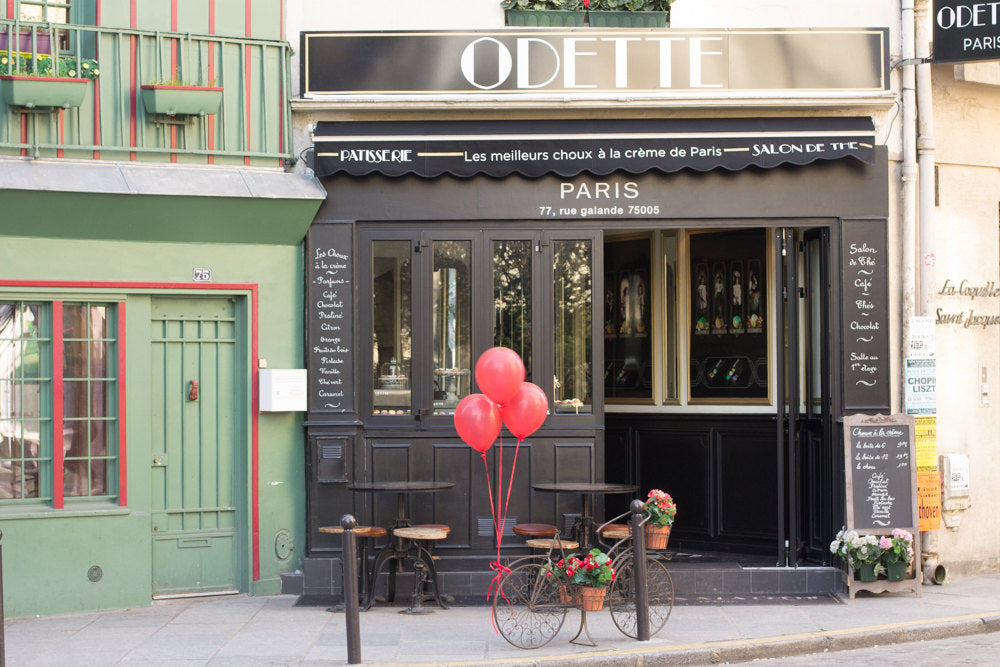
[[583, 0, 590, 6]]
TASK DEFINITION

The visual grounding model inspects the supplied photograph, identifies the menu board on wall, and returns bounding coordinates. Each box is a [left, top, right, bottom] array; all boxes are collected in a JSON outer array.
[[844, 413, 916, 531], [306, 223, 354, 413], [841, 219, 890, 410]]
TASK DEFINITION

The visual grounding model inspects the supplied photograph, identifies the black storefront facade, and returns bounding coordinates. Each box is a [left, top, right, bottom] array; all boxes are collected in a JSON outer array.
[[292, 28, 892, 601]]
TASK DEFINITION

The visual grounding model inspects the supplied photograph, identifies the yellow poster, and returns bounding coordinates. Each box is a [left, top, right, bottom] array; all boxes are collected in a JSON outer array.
[[918, 470, 942, 531], [915, 415, 938, 472]]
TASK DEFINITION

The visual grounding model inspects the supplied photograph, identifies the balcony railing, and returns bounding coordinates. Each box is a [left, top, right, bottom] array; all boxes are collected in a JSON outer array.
[[1, 20, 293, 165]]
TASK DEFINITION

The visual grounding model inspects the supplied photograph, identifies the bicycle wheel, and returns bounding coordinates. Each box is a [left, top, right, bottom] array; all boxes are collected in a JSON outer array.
[[608, 554, 674, 638], [492, 563, 569, 649]]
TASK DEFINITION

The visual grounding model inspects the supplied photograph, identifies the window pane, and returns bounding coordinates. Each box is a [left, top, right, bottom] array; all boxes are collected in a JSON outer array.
[[372, 241, 412, 416], [553, 240, 593, 414], [493, 240, 533, 380], [63, 380, 88, 418], [432, 241, 471, 415]]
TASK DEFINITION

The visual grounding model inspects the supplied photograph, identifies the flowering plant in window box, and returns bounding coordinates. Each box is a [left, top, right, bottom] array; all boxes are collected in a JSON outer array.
[[588, 0, 671, 27], [0, 52, 98, 108], [140, 79, 223, 117], [501, 0, 587, 26]]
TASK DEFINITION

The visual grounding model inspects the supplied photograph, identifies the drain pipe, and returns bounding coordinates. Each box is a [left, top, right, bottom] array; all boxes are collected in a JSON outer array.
[[914, 1, 946, 585], [901, 0, 918, 347]]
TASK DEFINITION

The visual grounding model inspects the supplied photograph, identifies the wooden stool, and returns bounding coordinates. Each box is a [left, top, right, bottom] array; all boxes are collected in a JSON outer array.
[[525, 537, 579, 552], [391, 526, 449, 614], [513, 523, 557, 537], [320, 525, 388, 605], [410, 523, 451, 535], [599, 523, 631, 540]]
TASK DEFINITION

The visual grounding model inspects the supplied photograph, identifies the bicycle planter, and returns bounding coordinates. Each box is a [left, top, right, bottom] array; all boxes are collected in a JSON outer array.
[[492, 524, 674, 649]]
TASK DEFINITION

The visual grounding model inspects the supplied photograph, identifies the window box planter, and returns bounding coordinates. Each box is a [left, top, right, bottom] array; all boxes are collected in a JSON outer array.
[[140, 84, 223, 117], [505, 9, 586, 26], [0, 75, 89, 109], [587, 10, 667, 27]]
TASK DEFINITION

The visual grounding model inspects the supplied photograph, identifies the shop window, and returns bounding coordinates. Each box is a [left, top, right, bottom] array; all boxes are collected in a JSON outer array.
[[372, 241, 412, 416], [432, 240, 471, 415], [0, 300, 120, 507], [553, 239, 593, 414], [689, 230, 768, 403], [493, 240, 533, 380]]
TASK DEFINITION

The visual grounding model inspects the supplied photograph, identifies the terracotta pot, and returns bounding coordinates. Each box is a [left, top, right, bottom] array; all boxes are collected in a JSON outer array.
[[644, 523, 671, 550], [578, 585, 606, 612], [558, 584, 577, 606]]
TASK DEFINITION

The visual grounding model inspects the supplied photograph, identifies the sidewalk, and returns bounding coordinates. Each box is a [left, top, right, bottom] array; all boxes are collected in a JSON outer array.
[[4, 573, 1000, 666]]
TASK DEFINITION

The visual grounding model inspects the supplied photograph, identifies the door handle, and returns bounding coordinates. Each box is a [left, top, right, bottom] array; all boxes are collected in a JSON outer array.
[[188, 380, 199, 401]]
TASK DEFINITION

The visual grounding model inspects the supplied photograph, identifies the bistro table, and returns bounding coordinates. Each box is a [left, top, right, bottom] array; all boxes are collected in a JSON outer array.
[[347, 480, 455, 613], [531, 482, 639, 550]]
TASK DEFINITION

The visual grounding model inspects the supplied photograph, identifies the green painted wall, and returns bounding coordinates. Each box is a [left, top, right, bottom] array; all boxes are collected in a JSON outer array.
[[0, 232, 308, 617], [91, 0, 284, 40]]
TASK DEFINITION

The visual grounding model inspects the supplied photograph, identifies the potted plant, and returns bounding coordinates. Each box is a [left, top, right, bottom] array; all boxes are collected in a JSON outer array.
[[543, 558, 577, 605], [0, 52, 98, 109], [879, 529, 914, 581], [830, 528, 882, 582], [588, 0, 671, 28], [140, 78, 223, 117], [559, 548, 615, 610], [643, 488, 676, 549], [501, 0, 587, 27]]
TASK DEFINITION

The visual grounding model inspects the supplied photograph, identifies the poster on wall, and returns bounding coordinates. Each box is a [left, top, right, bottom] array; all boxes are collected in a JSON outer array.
[[689, 230, 768, 402], [604, 237, 653, 402]]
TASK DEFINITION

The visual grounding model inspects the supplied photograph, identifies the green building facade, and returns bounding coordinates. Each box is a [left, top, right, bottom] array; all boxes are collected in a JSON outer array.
[[0, 0, 322, 617]]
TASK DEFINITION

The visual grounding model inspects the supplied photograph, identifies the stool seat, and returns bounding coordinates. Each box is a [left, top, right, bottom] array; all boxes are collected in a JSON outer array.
[[526, 538, 579, 550], [410, 523, 451, 535], [319, 525, 388, 538], [394, 527, 448, 540], [599, 523, 631, 540], [513, 523, 557, 537]]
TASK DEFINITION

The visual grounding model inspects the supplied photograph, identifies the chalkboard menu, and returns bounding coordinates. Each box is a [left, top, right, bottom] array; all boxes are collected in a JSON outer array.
[[841, 219, 890, 410], [306, 223, 354, 413], [844, 413, 916, 531]]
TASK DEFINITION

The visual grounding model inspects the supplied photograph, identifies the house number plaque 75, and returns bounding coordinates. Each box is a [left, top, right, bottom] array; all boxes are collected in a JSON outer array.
[[193, 268, 212, 282]]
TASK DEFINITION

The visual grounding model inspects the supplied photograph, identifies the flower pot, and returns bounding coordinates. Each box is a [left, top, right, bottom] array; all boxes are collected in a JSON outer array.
[[140, 85, 223, 117], [505, 9, 587, 27], [886, 561, 908, 581], [578, 585, 606, 611], [587, 10, 668, 28], [855, 562, 878, 582], [558, 584, 577, 606], [0, 75, 89, 109], [644, 523, 671, 550]]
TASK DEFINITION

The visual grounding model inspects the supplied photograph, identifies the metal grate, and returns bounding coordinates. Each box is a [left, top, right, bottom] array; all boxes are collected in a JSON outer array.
[[477, 516, 517, 537], [321, 443, 343, 459]]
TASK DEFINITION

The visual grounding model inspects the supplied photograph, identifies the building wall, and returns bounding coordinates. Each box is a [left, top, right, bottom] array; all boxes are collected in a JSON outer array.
[[288, 0, 999, 580], [924, 62, 1000, 576], [0, 232, 306, 617]]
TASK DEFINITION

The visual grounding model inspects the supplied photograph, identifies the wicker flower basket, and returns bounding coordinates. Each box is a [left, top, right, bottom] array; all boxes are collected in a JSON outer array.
[[644, 523, 671, 550]]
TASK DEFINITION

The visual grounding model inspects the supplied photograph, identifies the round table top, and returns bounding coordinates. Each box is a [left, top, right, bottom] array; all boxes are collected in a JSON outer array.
[[531, 482, 639, 494], [347, 481, 455, 493]]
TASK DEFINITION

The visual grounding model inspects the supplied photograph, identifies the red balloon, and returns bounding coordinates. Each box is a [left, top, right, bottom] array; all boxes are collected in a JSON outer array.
[[454, 393, 501, 452], [475, 347, 525, 405], [500, 382, 549, 440]]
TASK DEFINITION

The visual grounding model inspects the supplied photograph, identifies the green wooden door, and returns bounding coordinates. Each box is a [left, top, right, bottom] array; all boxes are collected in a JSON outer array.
[[150, 296, 242, 596]]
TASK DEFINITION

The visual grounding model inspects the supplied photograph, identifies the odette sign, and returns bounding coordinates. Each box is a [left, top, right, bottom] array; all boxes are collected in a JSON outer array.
[[933, 0, 1000, 62], [302, 29, 888, 97]]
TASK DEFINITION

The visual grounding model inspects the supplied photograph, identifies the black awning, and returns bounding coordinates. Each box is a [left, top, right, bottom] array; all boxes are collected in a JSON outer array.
[[313, 117, 876, 179]]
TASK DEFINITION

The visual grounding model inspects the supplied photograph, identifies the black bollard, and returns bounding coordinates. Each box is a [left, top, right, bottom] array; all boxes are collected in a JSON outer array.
[[629, 500, 650, 641], [341, 515, 361, 664]]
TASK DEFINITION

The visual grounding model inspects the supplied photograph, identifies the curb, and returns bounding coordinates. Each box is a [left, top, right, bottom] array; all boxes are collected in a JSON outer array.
[[388, 612, 1000, 667]]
